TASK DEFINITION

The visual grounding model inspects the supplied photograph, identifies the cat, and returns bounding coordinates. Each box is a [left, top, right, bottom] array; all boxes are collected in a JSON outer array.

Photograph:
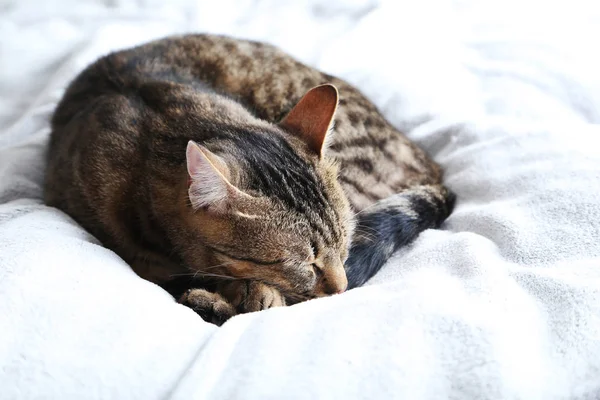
[[44, 34, 454, 325]]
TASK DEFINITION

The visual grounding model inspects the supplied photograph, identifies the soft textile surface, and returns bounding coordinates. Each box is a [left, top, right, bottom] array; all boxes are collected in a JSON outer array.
[[2, 0, 600, 399]]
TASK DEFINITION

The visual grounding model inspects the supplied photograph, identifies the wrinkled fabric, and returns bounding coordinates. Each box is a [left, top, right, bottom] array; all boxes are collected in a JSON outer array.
[[1, 1, 600, 399]]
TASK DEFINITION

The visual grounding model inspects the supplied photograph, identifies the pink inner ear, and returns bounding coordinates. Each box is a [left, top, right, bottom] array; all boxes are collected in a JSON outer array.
[[280, 84, 339, 157], [185, 141, 230, 209]]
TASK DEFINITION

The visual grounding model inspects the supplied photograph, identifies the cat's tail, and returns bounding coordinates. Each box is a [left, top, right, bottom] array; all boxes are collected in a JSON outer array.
[[345, 184, 455, 289]]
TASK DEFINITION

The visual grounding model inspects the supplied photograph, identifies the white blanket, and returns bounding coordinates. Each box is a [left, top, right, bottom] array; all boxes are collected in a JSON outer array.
[[2, 0, 600, 399]]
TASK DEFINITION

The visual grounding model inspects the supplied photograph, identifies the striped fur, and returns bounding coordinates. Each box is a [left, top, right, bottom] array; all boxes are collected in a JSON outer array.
[[44, 34, 454, 324]]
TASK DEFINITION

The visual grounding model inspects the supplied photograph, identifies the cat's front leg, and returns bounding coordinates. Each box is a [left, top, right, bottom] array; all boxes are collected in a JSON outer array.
[[178, 288, 237, 326], [218, 281, 286, 313]]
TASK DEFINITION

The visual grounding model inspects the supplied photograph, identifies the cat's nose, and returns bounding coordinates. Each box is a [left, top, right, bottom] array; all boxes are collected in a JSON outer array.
[[319, 260, 348, 295], [321, 276, 347, 295], [330, 279, 347, 294]]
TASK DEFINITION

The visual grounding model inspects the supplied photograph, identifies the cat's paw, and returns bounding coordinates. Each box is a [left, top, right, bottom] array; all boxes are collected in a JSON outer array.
[[218, 281, 286, 313], [244, 281, 286, 312], [178, 288, 237, 326]]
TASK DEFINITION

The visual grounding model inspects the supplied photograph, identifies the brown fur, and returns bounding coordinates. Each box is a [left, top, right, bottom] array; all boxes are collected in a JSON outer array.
[[44, 34, 450, 324]]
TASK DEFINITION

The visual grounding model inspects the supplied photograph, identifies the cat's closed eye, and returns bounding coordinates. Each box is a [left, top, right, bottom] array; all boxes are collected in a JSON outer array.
[[44, 33, 452, 326], [311, 264, 323, 279]]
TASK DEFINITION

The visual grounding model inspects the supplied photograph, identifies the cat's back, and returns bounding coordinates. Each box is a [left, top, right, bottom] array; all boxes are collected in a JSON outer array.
[[130, 34, 443, 209], [47, 34, 442, 212]]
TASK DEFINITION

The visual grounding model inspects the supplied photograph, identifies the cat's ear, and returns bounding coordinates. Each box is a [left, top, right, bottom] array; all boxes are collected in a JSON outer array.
[[186, 141, 240, 211], [279, 84, 338, 158]]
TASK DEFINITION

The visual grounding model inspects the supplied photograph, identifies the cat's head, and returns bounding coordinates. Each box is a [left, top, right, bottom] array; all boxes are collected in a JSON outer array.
[[184, 84, 353, 300]]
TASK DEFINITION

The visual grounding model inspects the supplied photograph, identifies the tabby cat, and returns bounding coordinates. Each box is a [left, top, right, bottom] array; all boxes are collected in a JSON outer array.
[[44, 34, 454, 325]]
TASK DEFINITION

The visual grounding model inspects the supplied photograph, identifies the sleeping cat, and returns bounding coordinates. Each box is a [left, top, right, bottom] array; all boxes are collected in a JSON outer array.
[[44, 34, 454, 325]]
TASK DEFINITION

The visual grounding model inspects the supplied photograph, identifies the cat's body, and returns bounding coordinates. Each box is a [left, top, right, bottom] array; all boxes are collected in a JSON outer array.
[[45, 34, 454, 324]]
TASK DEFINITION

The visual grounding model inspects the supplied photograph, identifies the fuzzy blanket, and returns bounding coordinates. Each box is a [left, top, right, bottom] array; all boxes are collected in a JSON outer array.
[[2, 0, 600, 399]]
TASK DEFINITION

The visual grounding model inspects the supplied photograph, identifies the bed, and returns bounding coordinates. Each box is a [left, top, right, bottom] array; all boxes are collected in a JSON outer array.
[[2, 0, 600, 399]]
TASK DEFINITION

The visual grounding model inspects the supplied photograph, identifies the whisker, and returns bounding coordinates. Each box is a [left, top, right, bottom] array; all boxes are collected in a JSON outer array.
[[202, 261, 237, 270], [169, 272, 198, 277], [352, 226, 380, 243], [196, 272, 239, 280], [168, 260, 239, 279], [343, 201, 383, 224], [354, 225, 379, 236], [169, 271, 240, 281]]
